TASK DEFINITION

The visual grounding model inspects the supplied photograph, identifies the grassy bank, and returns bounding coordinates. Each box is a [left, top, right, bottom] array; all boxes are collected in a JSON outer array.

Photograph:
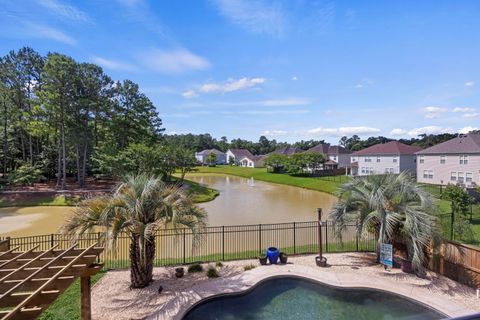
[[193, 166, 343, 195], [0, 178, 218, 207], [39, 271, 105, 320]]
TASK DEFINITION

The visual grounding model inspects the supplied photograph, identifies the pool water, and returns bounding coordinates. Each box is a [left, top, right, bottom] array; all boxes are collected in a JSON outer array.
[[183, 277, 443, 320]]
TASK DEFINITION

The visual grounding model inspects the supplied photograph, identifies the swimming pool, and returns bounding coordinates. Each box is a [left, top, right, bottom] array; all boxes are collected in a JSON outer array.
[[183, 277, 444, 320]]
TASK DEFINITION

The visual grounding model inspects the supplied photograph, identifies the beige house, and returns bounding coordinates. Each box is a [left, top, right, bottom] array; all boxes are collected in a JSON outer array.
[[350, 141, 422, 176], [416, 133, 480, 188], [238, 155, 266, 168]]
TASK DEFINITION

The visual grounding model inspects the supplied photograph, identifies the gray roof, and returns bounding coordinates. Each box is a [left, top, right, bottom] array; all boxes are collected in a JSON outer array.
[[304, 144, 351, 155], [227, 149, 253, 159], [196, 149, 225, 155], [270, 146, 303, 155], [416, 134, 480, 155]]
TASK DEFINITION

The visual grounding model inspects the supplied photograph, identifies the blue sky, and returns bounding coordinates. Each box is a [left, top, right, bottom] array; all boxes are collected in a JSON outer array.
[[1, 0, 479, 143]]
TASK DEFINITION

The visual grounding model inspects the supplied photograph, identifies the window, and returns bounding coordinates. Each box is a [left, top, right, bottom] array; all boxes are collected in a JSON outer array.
[[419, 156, 424, 164], [466, 172, 473, 183], [459, 155, 468, 165], [376, 157, 381, 163], [458, 172, 464, 183], [393, 156, 398, 163], [423, 170, 433, 179], [361, 167, 365, 174], [351, 157, 357, 162], [450, 172, 457, 181], [385, 168, 394, 174], [440, 155, 446, 164], [368, 167, 374, 175], [364, 157, 372, 163]]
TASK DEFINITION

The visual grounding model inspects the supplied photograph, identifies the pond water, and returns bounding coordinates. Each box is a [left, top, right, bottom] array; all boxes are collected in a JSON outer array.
[[186, 174, 337, 226], [0, 206, 72, 237], [183, 277, 443, 320], [0, 174, 337, 237]]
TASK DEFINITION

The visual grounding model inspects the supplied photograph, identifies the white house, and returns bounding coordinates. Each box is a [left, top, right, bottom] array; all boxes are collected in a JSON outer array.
[[195, 149, 227, 165], [238, 155, 266, 168], [416, 133, 480, 188], [225, 149, 254, 165], [350, 141, 422, 176], [304, 144, 352, 168]]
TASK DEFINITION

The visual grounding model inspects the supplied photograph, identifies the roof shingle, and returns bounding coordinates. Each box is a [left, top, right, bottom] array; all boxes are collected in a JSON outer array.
[[416, 134, 480, 154], [352, 141, 422, 155]]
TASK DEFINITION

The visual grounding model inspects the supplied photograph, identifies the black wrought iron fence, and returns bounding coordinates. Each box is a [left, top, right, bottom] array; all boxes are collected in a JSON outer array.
[[1, 221, 376, 269]]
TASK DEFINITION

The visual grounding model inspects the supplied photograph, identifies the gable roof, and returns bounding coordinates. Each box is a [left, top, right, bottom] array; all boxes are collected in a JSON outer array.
[[227, 149, 254, 159], [270, 146, 303, 155], [352, 141, 422, 156], [305, 144, 351, 155], [196, 149, 225, 156], [416, 134, 480, 155]]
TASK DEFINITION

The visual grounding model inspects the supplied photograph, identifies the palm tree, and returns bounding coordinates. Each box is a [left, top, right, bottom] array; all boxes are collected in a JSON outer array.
[[62, 174, 207, 288], [330, 172, 441, 273]]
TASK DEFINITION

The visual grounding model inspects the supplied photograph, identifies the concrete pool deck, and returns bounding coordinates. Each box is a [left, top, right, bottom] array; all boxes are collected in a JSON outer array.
[[91, 253, 479, 320]]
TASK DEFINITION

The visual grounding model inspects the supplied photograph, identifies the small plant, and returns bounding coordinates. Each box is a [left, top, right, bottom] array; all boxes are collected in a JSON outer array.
[[188, 263, 203, 273], [215, 261, 224, 268], [243, 264, 256, 271], [206, 266, 219, 278]]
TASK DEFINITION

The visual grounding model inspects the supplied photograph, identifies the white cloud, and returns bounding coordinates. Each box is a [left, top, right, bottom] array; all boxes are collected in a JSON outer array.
[[182, 90, 198, 99], [261, 98, 309, 106], [91, 56, 137, 71], [140, 48, 210, 74], [354, 78, 373, 89], [465, 81, 475, 87], [390, 128, 407, 136], [292, 76, 298, 81], [452, 107, 475, 113], [308, 126, 381, 137], [212, 0, 286, 36], [459, 126, 479, 134], [199, 77, 266, 93], [23, 22, 76, 45], [37, 0, 91, 23], [262, 130, 287, 136], [421, 106, 448, 119], [407, 126, 452, 137], [464, 113, 479, 118]]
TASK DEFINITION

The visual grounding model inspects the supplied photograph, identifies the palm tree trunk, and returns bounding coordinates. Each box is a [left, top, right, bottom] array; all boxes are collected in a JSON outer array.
[[129, 235, 155, 288]]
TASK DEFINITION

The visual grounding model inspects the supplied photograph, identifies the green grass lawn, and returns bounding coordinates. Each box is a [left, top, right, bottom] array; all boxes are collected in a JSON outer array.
[[38, 271, 105, 320], [0, 194, 80, 207], [181, 178, 219, 203], [192, 165, 344, 195]]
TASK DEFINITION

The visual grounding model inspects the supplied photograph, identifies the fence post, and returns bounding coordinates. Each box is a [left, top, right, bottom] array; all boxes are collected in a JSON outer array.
[[355, 221, 359, 252], [325, 221, 329, 253], [50, 234, 54, 248], [183, 228, 186, 264], [293, 222, 296, 255], [258, 224, 262, 256], [222, 226, 225, 261], [97, 232, 101, 263]]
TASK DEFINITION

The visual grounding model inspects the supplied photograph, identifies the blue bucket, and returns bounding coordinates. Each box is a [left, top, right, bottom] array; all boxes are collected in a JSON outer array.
[[266, 247, 280, 264]]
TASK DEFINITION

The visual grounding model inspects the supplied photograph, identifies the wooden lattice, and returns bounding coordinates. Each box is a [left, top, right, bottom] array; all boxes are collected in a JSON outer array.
[[0, 241, 103, 320]]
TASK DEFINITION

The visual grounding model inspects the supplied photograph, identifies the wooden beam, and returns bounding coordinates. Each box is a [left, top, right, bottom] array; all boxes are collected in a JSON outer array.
[[80, 276, 91, 320]]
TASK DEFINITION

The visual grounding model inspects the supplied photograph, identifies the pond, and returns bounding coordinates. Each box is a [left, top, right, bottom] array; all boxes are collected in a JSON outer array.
[[186, 174, 337, 226], [0, 174, 337, 237]]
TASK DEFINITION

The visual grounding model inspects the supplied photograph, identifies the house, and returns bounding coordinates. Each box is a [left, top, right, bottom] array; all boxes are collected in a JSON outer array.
[[304, 144, 352, 168], [416, 133, 480, 187], [195, 149, 227, 165], [350, 141, 422, 176], [225, 149, 254, 165], [238, 155, 266, 168], [269, 146, 303, 156]]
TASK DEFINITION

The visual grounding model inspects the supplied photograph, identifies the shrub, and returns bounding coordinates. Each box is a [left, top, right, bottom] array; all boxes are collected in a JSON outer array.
[[215, 261, 224, 268], [188, 263, 203, 273], [243, 264, 256, 271], [8, 163, 45, 186], [206, 266, 219, 278]]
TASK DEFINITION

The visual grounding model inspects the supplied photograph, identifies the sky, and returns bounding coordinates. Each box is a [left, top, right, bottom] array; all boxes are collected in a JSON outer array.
[[1, 0, 479, 144]]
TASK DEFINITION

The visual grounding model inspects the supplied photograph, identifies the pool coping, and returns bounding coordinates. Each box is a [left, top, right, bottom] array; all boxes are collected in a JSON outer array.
[[146, 263, 477, 319]]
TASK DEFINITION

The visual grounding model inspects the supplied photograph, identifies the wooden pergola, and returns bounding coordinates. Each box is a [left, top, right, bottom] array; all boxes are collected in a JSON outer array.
[[0, 239, 104, 320]]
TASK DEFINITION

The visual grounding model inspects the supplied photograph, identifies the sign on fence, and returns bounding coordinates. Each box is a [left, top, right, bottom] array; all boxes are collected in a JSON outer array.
[[380, 243, 393, 268]]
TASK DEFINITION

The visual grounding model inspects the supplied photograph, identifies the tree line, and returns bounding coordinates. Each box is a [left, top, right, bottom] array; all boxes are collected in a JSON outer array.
[[0, 47, 164, 188]]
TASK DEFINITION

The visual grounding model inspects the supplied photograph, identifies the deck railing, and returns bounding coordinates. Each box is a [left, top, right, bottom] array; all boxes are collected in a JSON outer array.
[[1, 220, 376, 269]]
